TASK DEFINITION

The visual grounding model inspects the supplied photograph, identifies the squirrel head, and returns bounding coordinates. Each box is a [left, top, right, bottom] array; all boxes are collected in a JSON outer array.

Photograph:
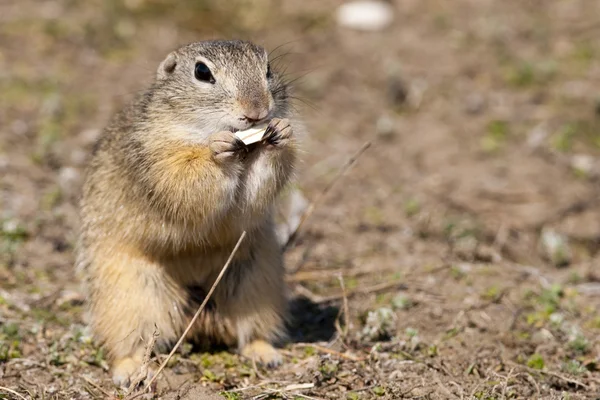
[[146, 40, 289, 141]]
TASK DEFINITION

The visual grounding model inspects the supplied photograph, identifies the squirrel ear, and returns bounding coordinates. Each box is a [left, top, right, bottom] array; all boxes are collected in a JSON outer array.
[[157, 52, 177, 80]]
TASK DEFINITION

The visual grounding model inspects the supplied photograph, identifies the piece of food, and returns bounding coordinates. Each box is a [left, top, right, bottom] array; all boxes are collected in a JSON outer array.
[[235, 125, 268, 145]]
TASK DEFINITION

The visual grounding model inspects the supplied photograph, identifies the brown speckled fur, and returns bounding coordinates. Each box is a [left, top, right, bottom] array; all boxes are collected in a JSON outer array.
[[76, 40, 299, 386]]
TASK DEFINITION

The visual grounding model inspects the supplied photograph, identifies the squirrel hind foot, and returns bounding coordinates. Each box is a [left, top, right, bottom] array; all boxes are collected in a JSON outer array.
[[112, 356, 155, 390], [240, 339, 282, 368]]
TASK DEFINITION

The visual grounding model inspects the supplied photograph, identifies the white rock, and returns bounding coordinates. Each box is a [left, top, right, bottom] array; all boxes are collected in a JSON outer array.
[[336, 1, 394, 32], [376, 114, 395, 139]]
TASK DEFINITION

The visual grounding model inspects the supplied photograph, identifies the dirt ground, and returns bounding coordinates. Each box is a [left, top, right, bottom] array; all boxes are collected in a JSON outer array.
[[1, 0, 600, 399]]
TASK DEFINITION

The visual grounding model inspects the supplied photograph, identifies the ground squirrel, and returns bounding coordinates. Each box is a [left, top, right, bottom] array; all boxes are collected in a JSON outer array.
[[76, 40, 299, 386]]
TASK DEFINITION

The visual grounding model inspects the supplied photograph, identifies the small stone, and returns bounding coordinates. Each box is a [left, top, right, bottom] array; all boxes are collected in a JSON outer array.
[[376, 115, 396, 140], [531, 328, 554, 344], [336, 1, 394, 32]]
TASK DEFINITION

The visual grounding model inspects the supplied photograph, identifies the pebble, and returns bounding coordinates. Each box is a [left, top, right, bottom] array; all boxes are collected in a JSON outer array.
[[336, 1, 394, 32], [376, 114, 396, 140]]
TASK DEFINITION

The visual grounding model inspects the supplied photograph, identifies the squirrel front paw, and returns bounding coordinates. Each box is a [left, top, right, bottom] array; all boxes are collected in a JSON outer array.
[[209, 131, 246, 162], [264, 118, 293, 148]]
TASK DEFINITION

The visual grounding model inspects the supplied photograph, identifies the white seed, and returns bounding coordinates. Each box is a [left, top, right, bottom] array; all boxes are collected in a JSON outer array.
[[235, 125, 268, 145]]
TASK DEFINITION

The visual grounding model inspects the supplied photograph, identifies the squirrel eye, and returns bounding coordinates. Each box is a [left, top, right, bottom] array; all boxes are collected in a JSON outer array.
[[266, 63, 273, 79], [195, 62, 215, 83]]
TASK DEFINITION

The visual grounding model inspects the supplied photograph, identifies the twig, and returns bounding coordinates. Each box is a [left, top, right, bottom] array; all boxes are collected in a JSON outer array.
[[226, 382, 275, 393], [433, 373, 459, 399], [83, 384, 103, 400], [294, 343, 365, 362], [251, 357, 267, 380], [337, 273, 350, 338], [0, 386, 28, 400], [397, 350, 453, 376], [284, 141, 372, 253], [80, 376, 115, 399], [347, 384, 376, 393], [517, 372, 540, 396], [397, 383, 422, 397], [576, 282, 600, 296], [288, 394, 321, 400], [447, 381, 464, 400], [253, 387, 322, 400], [80, 377, 111, 397], [296, 279, 408, 304], [287, 267, 379, 283], [283, 383, 314, 391], [506, 360, 590, 389], [127, 325, 160, 394], [142, 231, 247, 392]]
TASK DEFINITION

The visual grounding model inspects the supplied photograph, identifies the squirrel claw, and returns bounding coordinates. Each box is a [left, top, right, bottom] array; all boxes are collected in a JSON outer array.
[[264, 118, 292, 148]]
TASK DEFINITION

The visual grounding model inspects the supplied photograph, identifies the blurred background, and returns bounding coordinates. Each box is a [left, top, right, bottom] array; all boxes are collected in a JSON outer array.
[[1, 0, 600, 398]]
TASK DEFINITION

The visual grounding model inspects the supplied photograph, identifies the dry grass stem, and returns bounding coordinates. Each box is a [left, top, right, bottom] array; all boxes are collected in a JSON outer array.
[[80, 376, 115, 399], [434, 373, 459, 399], [296, 278, 408, 304], [506, 361, 590, 389], [0, 386, 28, 400], [337, 273, 350, 338], [127, 325, 160, 394], [283, 383, 315, 391], [294, 343, 365, 361]]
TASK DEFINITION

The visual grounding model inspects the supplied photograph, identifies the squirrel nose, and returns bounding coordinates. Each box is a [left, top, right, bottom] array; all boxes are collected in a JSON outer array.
[[243, 107, 269, 122]]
